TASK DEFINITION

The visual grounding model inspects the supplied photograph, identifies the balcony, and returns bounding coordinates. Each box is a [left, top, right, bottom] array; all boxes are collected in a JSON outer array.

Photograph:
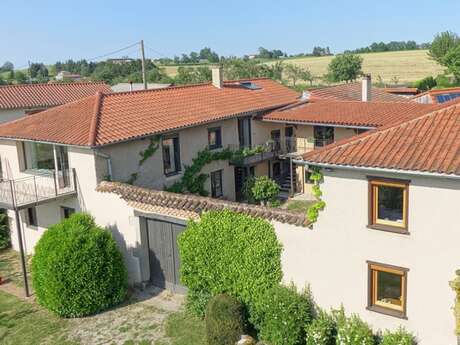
[[278, 137, 335, 158], [0, 169, 77, 210], [228, 144, 277, 166]]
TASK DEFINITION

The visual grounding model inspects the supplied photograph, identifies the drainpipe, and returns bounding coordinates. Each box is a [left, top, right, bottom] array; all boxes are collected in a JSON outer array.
[[94, 150, 113, 180], [290, 157, 294, 196], [14, 209, 30, 297]]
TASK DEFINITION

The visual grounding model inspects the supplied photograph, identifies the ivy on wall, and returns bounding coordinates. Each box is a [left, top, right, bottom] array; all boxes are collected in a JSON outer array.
[[450, 271, 460, 335], [125, 135, 160, 184], [306, 167, 326, 223]]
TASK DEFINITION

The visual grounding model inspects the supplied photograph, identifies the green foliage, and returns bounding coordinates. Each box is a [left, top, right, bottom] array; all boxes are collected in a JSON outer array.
[[139, 136, 160, 165], [429, 31, 460, 64], [336, 311, 374, 345], [185, 289, 213, 316], [380, 327, 416, 345], [223, 59, 284, 81], [242, 175, 256, 203], [413, 76, 437, 91], [346, 40, 425, 54], [174, 66, 212, 85], [284, 63, 314, 86], [450, 270, 460, 335], [0, 209, 10, 249], [31, 213, 128, 317], [442, 44, 460, 81], [327, 54, 363, 82], [307, 167, 326, 223], [178, 210, 282, 317], [251, 176, 280, 204], [205, 294, 245, 345], [252, 284, 313, 345], [307, 201, 326, 223], [305, 310, 336, 345]]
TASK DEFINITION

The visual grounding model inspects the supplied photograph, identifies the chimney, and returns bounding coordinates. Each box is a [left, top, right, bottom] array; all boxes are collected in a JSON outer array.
[[212, 65, 223, 89], [362, 74, 371, 102]]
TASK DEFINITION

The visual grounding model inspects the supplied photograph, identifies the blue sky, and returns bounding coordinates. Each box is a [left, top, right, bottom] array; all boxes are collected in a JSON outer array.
[[2, 0, 460, 67]]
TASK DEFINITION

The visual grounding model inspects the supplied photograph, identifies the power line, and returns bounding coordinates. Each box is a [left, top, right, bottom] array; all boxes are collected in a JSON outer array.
[[87, 41, 141, 61], [144, 44, 169, 59]]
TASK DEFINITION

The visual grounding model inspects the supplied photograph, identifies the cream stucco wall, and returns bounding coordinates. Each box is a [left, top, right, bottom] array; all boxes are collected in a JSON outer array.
[[0, 109, 26, 124], [274, 168, 460, 345]]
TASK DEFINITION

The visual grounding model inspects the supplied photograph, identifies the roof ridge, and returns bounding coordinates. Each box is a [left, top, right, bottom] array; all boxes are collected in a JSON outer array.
[[0, 81, 107, 88], [303, 103, 460, 159], [88, 92, 104, 146]]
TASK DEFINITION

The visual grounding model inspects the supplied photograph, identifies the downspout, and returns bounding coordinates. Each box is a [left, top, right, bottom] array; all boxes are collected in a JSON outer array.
[[94, 150, 113, 180]]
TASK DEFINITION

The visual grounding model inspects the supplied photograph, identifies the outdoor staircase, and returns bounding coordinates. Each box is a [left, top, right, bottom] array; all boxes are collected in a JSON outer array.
[[277, 169, 296, 200]]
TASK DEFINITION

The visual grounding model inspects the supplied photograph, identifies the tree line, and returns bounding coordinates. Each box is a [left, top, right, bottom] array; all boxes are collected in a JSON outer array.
[[345, 40, 430, 54]]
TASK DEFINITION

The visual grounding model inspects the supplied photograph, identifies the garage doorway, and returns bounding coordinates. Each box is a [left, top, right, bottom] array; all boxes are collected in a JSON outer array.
[[145, 218, 187, 294]]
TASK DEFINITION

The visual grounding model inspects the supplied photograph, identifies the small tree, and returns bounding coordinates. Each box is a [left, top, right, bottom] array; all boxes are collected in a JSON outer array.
[[284, 63, 314, 86], [429, 31, 460, 64], [251, 176, 280, 205], [327, 54, 363, 83], [442, 45, 460, 81]]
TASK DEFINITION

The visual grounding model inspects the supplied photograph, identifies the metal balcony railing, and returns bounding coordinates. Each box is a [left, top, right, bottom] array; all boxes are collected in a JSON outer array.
[[0, 169, 77, 210], [228, 143, 276, 166]]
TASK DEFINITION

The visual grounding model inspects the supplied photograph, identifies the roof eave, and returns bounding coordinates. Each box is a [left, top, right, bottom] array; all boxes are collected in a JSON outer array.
[[261, 118, 375, 130]]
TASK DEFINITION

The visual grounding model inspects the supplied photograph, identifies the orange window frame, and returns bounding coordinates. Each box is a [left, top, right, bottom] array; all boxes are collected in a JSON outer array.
[[370, 180, 408, 230]]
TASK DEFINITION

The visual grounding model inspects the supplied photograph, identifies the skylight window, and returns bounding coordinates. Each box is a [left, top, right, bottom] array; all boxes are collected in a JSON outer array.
[[240, 81, 262, 90]]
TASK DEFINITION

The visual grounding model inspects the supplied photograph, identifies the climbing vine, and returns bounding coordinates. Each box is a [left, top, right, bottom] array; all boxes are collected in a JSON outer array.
[[125, 135, 161, 184], [450, 271, 460, 335], [306, 167, 326, 223], [165, 145, 268, 196]]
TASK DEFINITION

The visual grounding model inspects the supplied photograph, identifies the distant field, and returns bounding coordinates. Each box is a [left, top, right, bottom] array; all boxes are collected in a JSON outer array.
[[276, 50, 444, 84], [159, 50, 444, 85]]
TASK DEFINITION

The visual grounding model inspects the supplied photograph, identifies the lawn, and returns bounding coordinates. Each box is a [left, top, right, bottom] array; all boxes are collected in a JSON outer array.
[[283, 199, 315, 214], [0, 249, 31, 288]]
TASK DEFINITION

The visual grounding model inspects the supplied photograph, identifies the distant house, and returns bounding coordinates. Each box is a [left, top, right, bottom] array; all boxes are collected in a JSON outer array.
[[107, 57, 135, 65], [411, 86, 460, 104], [55, 71, 82, 81], [111, 83, 171, 93], [0, 82, 112, 123]]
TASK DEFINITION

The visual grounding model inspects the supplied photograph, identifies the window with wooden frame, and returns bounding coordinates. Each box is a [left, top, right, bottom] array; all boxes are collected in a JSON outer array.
[[208, 127, 222, 150], [369, 178, 409, 232], [367, 262, 408, 318], [162, 134, 181, 176]]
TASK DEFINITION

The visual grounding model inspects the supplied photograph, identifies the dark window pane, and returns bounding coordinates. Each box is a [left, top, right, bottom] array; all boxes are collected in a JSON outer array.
[[211, 170, 223, 198], [376, 271, 403, 307], [208, 128, 222, 149], [377, 185, 404, 223], [162, 136, 181, 175]]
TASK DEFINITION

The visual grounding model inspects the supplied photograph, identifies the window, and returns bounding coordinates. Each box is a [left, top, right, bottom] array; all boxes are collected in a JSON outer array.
[[210, 170, 223, 198], [208, 127, 222, 150], [162, 135, 181, 176], [25, 207, 38, 227], [368, 262, 408, 318], [271, 129, 281, 151], [238, 117, 252, 148], [369, 178, 409, 232], [23, 142, 55, 170], [61, 206, 75, 219], [313, 126, 334, 148]]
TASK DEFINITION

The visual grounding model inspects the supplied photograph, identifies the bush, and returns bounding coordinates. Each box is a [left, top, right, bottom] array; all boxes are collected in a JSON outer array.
[[0, 209, 10, 249], [413, 76, 436, 91], [305, 310, 336, 345], [251, 176, 280, 205], [178, 210, 282, 317], [205, 294, 245, 345], [253, 284, 313, 345], [380, 327, 416, 345], [31, 213, 128, 317], [336, 312, 374, 345]]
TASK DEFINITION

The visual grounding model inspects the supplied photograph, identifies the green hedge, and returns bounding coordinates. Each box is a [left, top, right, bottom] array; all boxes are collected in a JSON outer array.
[[253, 284, 313, 345], [0, 209, 10, 249], [305, 310, 336, 345], [31, 213, 128, 317], [178, 210, 282, 317], [205, 294, 245, 345], [380, 327, 416, 345]]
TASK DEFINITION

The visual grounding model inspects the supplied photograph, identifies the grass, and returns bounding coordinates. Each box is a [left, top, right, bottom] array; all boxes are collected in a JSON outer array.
[[268, 50, 444, 85], [0, 248, 31, 288], [285, 200, 315, 214], [0, 290, 75, 345], [163, 311, 206, 345]]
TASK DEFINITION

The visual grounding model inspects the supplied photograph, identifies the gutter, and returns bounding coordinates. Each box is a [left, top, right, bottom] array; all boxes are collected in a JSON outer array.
[[293, 160, 460, 181], [261, 118, 375, 130]]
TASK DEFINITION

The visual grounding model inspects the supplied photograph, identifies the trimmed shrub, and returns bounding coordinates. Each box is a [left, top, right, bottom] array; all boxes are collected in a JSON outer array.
[[0, 209, 10, 249], [31, 213, 128, 317], [205, 294, 245, 345], [179, 210, 282, 317], [251, 176, 280, 205], [305, 310, 336, 345], [336, 312, 374, 345], [380, 327, 416, 345], [253, 284, 313, 345]]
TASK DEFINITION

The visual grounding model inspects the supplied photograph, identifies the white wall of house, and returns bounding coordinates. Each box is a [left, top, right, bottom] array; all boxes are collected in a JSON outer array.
[[274, 168, 460, 345], [0, 109, 26, 124]]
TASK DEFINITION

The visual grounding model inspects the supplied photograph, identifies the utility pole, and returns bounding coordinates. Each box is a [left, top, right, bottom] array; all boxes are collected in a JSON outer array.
[[140, 40, 147, 90]]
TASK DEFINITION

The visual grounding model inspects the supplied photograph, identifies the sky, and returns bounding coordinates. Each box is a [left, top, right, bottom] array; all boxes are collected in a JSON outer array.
[[2, 0, 460, 68]]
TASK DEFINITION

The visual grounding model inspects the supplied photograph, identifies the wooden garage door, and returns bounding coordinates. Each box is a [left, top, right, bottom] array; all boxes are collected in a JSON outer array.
[[146, 218, 186, 293]]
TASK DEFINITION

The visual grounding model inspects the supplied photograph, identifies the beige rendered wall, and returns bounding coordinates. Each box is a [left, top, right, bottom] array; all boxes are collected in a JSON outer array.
[[0, 109, 26, 124], [335, 126, 357, 141], [274, 168, 460, 345], [99, 118, 239, 200]]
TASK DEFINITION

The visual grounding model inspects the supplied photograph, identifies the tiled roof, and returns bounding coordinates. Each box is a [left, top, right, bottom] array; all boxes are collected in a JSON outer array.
[[0, 79, 298, 147], [308, 82, 411, 102], [263, 100, 439, 128], [383, 87, 419, 95], [96, 181, 309, 226], [0, 82, 112, 110], [301, 104, 460, 176]]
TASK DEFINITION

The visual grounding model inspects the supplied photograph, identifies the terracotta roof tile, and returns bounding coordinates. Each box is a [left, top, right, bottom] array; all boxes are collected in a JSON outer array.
[[0, 79, 298, 146], [308, 82, 411, 102], [96, 181, 309, 226], [263, 100, 439, 128], [301, 104, 460, 176], [0, 82, 112, 110]]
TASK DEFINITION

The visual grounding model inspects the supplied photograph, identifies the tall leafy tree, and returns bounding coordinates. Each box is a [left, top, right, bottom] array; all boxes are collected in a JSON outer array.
[[429, 31, 460, 63], [327, 54, 363, 82], [442, 45, 460, 81]]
